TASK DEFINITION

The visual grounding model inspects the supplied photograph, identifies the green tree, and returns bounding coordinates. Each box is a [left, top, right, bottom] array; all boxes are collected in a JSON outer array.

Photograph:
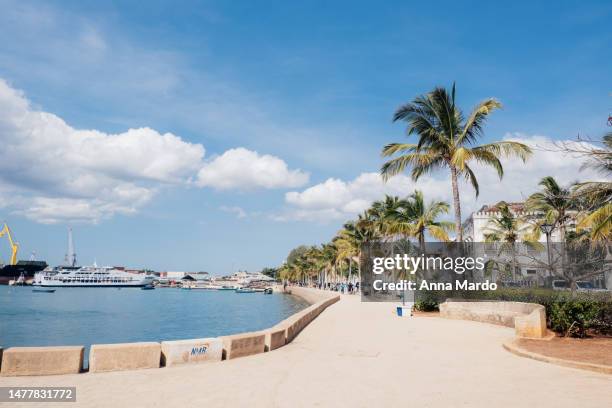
[[526, 176, 576, 241], [482, 202, 534, 280], [573, 133, 612, 242], [381, 83, 532, 241], [398, 190, 453, 249]]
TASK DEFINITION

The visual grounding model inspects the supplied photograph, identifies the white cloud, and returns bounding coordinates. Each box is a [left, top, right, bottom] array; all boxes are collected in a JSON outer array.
[[0, 79, 206, 223], [279, 135, 605, 223], [280, 172, 448, 222], [465, 133, 605, 210], [220, 205, 247, 219], [0, 1, 373, 176], [197, 148, 309, 190], [0, 79, 305, 223]]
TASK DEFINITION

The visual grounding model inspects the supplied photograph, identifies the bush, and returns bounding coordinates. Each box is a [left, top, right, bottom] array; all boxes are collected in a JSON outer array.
[[548, 299, 603, 337], [414, 298, 439, 312], [413, 290, 443, 311]]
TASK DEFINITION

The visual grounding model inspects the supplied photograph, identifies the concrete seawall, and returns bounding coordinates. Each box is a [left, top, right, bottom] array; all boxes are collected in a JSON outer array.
[[439, 300, 548, 339], [0, 346, 84, 376], [0, 286, 340, 376], [89, 342, 161, 373], [161, 338, 223, 367]]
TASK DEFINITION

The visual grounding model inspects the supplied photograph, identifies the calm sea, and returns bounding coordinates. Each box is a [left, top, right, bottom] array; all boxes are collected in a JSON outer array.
[[0, 286, 308, 362]]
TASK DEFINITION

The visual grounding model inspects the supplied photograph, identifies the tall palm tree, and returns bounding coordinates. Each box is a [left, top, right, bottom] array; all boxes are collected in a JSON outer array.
[[406, 190, 453, 249], [526, 176, 576, 241], [381, 83, 532, 241]]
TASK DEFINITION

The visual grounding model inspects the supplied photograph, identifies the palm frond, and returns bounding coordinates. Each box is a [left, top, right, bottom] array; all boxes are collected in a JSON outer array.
[[458, 98, 502, 145]]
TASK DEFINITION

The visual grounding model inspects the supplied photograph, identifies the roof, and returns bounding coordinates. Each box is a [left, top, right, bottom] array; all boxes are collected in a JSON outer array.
[[477, 202, 526, 213]]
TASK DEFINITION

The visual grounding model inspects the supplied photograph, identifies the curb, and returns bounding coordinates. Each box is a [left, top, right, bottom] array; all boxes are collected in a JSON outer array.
[[502, 339, 612, 375]]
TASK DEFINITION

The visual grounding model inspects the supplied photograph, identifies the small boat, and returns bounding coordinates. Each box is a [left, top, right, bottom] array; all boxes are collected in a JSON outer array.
[[190, 284, 222, 290], [9, 272, 27, 286], [32, 288, 55, 293], [141, 284, 155, 290], [264, 288, 273, 295], [235, 287, 255, 293], [218, 285, 236, 290]]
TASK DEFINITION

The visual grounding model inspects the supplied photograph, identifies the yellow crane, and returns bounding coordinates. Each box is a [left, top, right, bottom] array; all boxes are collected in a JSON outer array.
[[0, 222, 19, 265]]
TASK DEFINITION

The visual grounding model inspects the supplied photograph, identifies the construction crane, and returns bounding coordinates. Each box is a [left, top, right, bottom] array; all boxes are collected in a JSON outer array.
[[0, 222, 19, 265]]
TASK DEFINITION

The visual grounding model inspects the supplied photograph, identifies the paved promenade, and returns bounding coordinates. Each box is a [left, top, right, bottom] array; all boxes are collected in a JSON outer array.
[[1, 293, 610, 407]]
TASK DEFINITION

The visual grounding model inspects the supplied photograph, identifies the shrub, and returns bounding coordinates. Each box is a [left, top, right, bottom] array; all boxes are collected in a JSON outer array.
[[414, 298, 439, 312]]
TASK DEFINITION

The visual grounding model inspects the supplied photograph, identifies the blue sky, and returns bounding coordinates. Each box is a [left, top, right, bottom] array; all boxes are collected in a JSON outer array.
[[0, 0, 610, 273]]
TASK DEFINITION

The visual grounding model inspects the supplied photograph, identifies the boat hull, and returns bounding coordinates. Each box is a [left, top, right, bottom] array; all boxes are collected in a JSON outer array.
[[0, 261, 48, 285]]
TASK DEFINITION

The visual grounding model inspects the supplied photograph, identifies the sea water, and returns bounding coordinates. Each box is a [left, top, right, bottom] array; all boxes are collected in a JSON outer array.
[[0, 286, 309, 363]]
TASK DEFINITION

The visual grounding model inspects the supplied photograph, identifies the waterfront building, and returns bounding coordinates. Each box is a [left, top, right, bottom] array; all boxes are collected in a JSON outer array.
[[462, 202, 572, 243]]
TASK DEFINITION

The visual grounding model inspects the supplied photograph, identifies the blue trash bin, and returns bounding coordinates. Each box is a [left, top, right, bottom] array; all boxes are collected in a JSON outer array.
[[396, 306, 403, 316]]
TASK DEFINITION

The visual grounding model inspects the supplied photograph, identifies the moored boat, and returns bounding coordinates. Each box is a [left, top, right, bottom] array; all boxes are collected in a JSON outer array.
[[32, 288, 55, 293], [33, 265, 154, 288], [235, 287, 256, 293]]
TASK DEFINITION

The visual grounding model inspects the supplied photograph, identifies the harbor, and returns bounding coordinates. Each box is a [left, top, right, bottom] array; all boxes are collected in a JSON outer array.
[[2, 225, 277, 292], [0, 224, 296, 365], [0, 284, 309, 364]]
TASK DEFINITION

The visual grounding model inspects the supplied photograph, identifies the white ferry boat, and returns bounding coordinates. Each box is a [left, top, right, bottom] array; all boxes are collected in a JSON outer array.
[[33, 265, 154, 288]]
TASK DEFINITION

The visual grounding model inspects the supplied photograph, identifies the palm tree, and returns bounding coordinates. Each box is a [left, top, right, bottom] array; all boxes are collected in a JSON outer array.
[[387, 191, 453, 250], [483, 202, 531, 243], [526, 176, 576, 241], [318, 243, 338, 285], [482, 202, 534, 280], [573, 133, 612, 242], [360, 196, 399, 239], [381, 83, 532, 241]]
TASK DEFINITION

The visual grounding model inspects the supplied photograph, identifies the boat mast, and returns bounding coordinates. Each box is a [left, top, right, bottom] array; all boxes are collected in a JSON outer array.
[[65, 227, 77, 267]]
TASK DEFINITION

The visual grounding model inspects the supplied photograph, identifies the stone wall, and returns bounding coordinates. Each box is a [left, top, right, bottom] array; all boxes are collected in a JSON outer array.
[[0, 346, 84, 376], [222, 331, 266, 360], [439, 300, 547, 339], [161, 338, 223, 367], [89, 342, 161, 373]]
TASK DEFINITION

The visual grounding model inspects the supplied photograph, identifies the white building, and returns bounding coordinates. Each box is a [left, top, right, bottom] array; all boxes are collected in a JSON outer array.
[[462, 202, 580, 282], [462, 202, 569, 243], [161, 271, 187, 280]]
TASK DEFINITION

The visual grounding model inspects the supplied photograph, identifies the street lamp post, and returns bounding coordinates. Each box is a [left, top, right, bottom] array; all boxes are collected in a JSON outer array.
[[540, 223, 554, 277]]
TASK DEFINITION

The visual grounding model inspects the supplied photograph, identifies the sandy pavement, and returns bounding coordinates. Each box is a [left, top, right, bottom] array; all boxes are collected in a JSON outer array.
[[1, 293, 610, 407]]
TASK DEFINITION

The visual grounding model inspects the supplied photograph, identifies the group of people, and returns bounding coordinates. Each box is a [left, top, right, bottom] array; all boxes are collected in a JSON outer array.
[[286, 281, 360, 294], [319, 281, 359, 294]]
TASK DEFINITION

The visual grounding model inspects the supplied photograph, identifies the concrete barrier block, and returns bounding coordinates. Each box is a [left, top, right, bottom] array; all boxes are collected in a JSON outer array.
[[1, 346, 83, 376], [222, 331, 265, 360], [440, 301, 548, 339], [161, 338, 222, 367], [515, 307, 547, 339], [89, 342, 160, 373], [265, 326, 287, 351], [287, 312, 312, 343]]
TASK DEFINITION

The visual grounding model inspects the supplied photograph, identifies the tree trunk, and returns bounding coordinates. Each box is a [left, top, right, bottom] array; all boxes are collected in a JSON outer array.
[[511, 243, 517, 281], [450, 165, 463, 242], [418, 231, 425, 253]]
